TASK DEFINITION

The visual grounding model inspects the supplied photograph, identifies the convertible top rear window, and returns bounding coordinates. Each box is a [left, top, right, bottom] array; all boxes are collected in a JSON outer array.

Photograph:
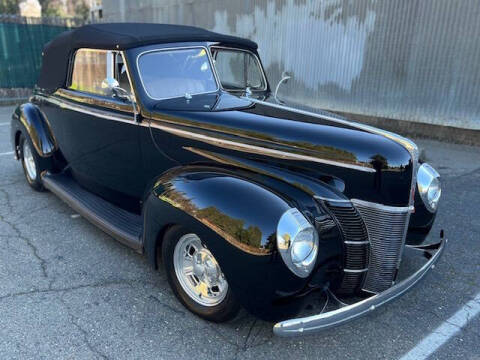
[[137, 47, 218, 100]]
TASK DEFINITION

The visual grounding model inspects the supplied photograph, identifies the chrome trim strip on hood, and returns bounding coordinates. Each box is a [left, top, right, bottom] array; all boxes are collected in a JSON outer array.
[[148, 121, 376, 173], [243, 98, 419, 162], [246, 98, 419, 196]]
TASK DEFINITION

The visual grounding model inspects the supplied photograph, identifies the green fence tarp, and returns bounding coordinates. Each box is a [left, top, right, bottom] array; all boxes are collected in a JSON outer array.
[[0, 22, 72, 88]]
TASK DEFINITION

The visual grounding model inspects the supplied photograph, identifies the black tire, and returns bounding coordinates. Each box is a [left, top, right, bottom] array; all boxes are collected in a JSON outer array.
[[19, 133, 45, 192], [161, 225, 240, 322]]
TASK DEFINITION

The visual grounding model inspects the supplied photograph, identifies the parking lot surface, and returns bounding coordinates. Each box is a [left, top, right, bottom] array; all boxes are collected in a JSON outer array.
[[0, 105, 479, 359]]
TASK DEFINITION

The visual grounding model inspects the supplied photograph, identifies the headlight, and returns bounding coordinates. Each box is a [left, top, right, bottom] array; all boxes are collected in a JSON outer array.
[[417, 163, 441, 212], [277, 208, 318, 278]]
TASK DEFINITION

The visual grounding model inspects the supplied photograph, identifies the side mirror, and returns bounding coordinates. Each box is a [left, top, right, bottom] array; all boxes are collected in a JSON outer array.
[[274, 71, 291, 104], [101, 77, 131, 101], [112, 86, 131, 102]]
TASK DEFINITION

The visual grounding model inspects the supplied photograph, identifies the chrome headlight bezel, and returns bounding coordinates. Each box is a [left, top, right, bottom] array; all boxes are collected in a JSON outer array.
[[417, 163, 441, 212], [276, 208, 319, 278]]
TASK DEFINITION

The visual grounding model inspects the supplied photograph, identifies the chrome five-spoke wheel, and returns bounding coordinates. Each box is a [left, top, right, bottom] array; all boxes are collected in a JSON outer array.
[[23, 139, 37, 181], [162, 225, 240, 322], [173, 233, 228, 306], [19, 134, 44, 191]]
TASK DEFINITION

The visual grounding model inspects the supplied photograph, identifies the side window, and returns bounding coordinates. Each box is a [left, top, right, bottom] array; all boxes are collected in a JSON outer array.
[[69, 49, 110, 96]]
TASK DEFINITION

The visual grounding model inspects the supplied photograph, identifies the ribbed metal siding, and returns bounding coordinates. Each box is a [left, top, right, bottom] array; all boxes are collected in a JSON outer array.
[[352, 200, 411, 294], [102, 0, 480, 131]]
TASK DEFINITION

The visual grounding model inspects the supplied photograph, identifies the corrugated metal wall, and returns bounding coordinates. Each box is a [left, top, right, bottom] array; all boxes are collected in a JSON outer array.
[[101, 0, 480, 130]]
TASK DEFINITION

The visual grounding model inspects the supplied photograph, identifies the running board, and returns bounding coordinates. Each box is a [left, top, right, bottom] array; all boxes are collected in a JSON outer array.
[[42, 172, 143, 253]]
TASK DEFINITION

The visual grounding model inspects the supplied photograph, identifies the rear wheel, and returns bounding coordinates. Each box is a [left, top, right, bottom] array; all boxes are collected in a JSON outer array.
[[162, 225, 240, 322], [19, 133, 45, 191]]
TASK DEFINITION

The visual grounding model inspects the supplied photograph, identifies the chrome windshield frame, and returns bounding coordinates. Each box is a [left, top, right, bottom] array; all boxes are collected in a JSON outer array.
[[135, 45, 220, 101]]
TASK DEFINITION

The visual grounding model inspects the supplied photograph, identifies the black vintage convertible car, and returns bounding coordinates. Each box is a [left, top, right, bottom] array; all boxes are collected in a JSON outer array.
[[11, 23, 444, 336]]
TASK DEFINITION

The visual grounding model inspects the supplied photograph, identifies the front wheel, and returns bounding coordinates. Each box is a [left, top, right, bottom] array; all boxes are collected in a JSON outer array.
[[19, 133, 45, 191], [162, 225, 240, 322]]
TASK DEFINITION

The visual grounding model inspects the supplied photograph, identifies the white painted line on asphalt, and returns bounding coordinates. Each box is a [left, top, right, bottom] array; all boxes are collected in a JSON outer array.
[[0, 151, 14, 156], [400, 292, 480, 360]]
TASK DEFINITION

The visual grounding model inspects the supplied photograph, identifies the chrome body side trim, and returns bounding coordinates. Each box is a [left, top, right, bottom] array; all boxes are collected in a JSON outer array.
[[36, 95, 134, 124], [55, 88, 138, 115], [148, 121, 376, 173], [273, 235, 446, 336]]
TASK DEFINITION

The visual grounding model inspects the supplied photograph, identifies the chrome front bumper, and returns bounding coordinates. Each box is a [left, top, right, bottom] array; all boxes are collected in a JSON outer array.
[[273, 235, 446, 337]]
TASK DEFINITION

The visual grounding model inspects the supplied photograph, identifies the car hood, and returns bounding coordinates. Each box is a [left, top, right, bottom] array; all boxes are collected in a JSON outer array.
[[149, 95, 416, 206]]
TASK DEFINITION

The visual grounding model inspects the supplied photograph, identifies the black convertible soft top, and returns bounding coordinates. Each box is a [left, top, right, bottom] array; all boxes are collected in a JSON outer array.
[[37, 23, 258, 93]]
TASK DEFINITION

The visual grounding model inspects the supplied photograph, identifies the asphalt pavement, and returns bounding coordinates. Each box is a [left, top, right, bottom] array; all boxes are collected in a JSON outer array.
[[0, 105, 479, 359]]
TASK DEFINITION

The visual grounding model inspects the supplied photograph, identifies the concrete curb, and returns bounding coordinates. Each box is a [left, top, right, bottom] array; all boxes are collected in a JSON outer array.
[[0, 98, 29, 106], [0, 88, 31, 106]]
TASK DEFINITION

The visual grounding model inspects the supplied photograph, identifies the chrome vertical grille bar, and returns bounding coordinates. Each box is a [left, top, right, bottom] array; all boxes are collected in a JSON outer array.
[[351, 199, 412, 294], [320, 200, 370, 293]]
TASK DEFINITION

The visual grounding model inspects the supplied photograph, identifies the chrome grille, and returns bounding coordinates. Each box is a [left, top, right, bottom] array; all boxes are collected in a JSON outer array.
[[323, 201, 369, 293], [352, 199, 411, 294]]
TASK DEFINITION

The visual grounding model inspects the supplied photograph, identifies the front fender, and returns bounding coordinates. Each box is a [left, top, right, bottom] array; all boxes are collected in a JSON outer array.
[[152, 167, 292, 254], [11, 103, 57, 157], [142, 166, 306, 318], [143, 165, 345, 319]]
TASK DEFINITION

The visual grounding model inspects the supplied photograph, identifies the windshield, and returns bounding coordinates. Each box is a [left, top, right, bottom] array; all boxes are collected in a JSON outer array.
[[211, 47, 266, 91], [137, 47, 218, 100]]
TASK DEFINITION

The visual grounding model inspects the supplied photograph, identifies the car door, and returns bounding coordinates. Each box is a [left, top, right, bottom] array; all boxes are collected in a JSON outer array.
[[52, 49, 143, 212]]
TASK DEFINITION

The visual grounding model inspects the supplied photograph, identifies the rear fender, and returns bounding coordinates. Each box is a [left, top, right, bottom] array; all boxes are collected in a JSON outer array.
[[11, 103, 57, 158]]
